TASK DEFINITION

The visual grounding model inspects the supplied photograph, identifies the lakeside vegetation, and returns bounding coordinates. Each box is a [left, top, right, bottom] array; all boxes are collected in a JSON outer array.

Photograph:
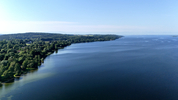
[[0, 32, 121, 83]]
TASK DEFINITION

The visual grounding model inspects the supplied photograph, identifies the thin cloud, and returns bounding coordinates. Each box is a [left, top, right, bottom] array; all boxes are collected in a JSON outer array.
[[0, 21, 177, 34]]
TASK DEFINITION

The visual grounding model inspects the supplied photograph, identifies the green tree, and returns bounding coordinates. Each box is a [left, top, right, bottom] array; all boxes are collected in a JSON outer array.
[[22, 60, 28, 69]]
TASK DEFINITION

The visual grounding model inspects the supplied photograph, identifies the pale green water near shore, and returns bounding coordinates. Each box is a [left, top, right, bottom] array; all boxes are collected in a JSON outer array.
[[1, 35, 178, 100]]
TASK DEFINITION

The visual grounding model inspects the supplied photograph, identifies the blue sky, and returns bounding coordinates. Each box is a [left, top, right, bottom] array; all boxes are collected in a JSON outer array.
[[0, 0, 178, 35]]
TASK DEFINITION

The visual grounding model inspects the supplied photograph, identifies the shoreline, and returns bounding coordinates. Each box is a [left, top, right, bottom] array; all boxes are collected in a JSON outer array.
[[0, 37, 121, 86]]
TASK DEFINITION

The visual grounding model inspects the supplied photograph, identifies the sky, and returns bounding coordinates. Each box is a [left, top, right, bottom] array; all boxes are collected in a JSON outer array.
[[0, 0, 178, 35]]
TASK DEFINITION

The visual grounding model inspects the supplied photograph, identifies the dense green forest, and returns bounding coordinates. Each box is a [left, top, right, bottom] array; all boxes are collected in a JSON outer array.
[[0, 32, 121, 83]]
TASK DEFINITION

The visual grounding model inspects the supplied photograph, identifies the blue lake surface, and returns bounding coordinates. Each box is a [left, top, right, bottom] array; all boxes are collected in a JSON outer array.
[[1, 35, 178, 100]]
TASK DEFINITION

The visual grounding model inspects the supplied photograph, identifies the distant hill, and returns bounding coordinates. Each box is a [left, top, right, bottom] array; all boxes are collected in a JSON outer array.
[[0, 32, 121, 42]]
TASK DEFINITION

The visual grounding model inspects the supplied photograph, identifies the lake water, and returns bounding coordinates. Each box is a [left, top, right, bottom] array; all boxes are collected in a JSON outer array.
[[1, 35, 178, 100]]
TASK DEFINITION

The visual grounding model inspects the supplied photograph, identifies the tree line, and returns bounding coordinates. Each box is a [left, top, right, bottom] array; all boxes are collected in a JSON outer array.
[[0, 33, 121, 83]]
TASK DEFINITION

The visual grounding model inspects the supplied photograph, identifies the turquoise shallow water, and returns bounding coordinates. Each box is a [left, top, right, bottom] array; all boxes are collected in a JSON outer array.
[[1, 35, 178, 100]]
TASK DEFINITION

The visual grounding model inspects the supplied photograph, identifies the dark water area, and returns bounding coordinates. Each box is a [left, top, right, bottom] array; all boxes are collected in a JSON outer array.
[[1, 35, 178, 100]]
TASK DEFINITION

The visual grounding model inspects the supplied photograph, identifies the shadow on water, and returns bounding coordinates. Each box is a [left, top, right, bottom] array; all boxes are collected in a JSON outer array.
[[0, 65, 40, 86], [0, 47, 65, 91], [0, 61, 55, 99]]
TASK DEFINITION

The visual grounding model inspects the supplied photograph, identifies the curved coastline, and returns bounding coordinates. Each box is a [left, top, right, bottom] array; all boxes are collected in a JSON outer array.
[[0, 33, 122, 85]]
